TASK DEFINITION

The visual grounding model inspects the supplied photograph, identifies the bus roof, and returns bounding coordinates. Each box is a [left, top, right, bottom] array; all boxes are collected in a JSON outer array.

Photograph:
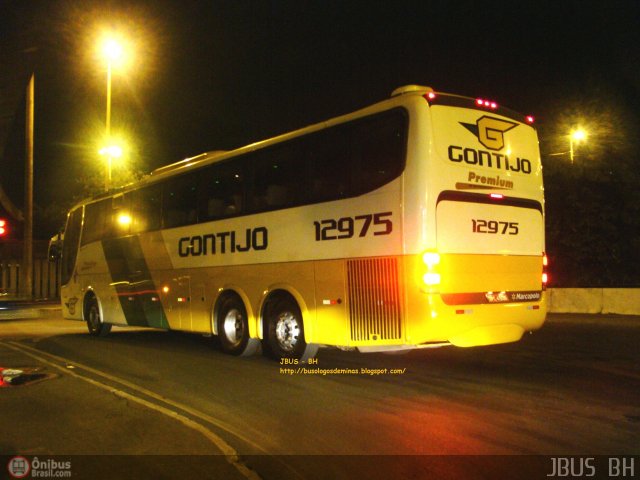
[[71, 85, 534, 209]]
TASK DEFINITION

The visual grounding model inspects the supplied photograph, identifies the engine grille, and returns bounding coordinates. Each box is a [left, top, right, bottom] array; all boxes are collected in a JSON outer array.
[[347, 257, 403, 342]]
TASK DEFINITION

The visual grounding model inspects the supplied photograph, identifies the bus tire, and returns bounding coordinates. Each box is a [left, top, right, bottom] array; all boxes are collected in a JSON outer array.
[[263, 296, 316, 360], [85, 295, 111, 337], [217, 295, 258, 356]]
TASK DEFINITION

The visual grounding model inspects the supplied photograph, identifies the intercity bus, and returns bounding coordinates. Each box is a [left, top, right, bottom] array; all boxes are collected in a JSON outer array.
[[55, 85, 547, 360]]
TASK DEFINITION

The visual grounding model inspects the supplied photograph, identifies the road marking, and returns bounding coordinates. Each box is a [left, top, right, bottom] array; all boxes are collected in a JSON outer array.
[[7, 340, 266, 451], [3, 341, 262, 480]]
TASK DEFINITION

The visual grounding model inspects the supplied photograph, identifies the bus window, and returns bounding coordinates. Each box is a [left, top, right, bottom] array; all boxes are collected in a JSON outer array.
[[61, 207, 83, 285], [82, 199, 109, 245], [130, 185, 162, 233], [163, 172, 199, 228], [351, 109, 407, 195], [248, 143, 307, 212], [198, 161, 245, 221], [107, 194, 131, 238], [307, 127, 351, 203]]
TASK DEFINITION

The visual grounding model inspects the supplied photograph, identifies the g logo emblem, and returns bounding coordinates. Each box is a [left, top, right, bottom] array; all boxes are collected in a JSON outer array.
[[461, 116, 518, 151]]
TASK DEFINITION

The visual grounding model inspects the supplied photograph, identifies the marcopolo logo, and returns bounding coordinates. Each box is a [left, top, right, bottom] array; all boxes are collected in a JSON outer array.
[[461, 115, 518, 151]]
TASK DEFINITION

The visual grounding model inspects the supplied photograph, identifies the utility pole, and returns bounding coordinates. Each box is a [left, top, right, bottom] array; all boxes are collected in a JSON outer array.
[[22, 73, 34, 299]]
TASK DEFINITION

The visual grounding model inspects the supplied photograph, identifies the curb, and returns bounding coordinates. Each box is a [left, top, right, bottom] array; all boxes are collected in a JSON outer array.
[[0, 306, 62, 321]]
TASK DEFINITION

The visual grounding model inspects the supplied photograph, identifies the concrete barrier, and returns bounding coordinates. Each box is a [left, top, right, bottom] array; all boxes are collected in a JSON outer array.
[[548, 288, 640, 316]]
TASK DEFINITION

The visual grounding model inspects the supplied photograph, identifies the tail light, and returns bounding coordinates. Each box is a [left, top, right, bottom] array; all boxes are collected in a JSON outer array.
[[421, 251, 441, 291], [542, 253, 549, 290]]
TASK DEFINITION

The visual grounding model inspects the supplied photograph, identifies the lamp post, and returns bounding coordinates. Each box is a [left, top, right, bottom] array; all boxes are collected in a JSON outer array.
[[102, 38, 123, 191], [569, 128, 587, 164]]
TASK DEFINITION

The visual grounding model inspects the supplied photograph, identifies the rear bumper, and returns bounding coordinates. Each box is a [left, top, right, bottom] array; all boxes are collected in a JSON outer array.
[[405, 291, 547, 347], [404, 253, 547, 347]]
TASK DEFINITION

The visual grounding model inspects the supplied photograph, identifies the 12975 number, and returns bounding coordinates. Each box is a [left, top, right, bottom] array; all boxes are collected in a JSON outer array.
[[472, 219, 519, 235], [314, 212, 393, 241]]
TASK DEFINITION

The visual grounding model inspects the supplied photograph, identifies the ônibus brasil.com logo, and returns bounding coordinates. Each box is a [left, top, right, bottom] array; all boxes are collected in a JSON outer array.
[[7, 457, 30, 478], [7, 456, 72, 478]]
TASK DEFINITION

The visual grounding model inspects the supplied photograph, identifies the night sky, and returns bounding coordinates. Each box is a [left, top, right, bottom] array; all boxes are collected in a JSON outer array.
[[1, 0, 640, 236]]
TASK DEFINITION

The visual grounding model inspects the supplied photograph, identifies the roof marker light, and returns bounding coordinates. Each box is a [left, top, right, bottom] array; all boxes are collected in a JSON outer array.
[[490, 193, 504, 199], [476, 98, 498, 109], [526, 115, 535, 124]]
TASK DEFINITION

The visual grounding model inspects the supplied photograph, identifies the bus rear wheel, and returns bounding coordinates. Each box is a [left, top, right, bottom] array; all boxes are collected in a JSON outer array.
[[85, 295, 111, 337], [217, 296, 258, 356], [264, 297, 316, 360]]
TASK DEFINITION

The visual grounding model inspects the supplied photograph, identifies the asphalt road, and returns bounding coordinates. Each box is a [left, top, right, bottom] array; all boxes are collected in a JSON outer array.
[[1, 312, 639, 479]]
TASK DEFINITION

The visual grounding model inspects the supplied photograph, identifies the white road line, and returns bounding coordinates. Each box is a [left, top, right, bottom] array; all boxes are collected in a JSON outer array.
[[8, 340, 267, 453], [3, 341, 262, 480]]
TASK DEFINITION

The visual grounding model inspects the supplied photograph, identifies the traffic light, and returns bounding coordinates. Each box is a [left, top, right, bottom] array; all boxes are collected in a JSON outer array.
[[0, 219, 7, 237]]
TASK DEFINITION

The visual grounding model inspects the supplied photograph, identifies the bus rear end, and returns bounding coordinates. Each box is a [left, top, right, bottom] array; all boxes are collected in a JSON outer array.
[[405, 89, 546, 348]]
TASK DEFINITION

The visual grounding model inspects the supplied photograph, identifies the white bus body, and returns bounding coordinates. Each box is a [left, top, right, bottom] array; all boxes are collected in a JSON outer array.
[[58, 85, 547, 359]]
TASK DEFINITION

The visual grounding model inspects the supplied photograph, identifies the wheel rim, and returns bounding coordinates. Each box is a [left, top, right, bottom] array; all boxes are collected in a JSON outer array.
[[222, 308, 245, 347], [275, 311, 301, 352]]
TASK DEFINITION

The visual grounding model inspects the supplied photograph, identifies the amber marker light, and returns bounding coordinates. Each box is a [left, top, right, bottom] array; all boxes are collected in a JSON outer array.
[[542, 254, 549, 289], [421, 251, 441, 288]]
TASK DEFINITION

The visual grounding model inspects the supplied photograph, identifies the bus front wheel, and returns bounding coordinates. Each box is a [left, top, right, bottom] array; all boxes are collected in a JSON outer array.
[[85, 295, 111, 337], [264, 297, 317, 360]]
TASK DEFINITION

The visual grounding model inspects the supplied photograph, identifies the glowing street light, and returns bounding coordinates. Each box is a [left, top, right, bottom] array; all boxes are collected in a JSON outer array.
[[569, 128, 588, 164], [99, 144, 123, 158], [99, 142, 124, 189], [99, 35, 129, 190], [102, 37, 124, 139], [103, 39, 123, 62]]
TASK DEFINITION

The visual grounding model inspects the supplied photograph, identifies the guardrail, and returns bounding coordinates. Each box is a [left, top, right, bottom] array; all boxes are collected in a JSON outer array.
[[548, 288, 640, 316], [0, 259, 60, 300]]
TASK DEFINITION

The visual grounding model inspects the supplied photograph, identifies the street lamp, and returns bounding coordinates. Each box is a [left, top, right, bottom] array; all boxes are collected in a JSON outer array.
[[99, 142, 124, 189], [569, 128, 587, 164], [101, 37, 125, 190]]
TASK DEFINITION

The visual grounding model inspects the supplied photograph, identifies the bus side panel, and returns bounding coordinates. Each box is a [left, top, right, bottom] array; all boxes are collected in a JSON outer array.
[[140, 231, 182, 330], [312, 259, 349, 346], [101, 236, 170, 329], [73, 242, 128, 325]]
